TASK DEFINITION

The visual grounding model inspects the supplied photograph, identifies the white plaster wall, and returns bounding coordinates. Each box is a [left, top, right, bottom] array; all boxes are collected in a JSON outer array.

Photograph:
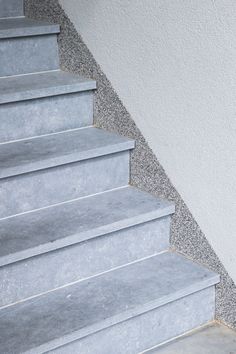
[[59, 0, 236, 283]]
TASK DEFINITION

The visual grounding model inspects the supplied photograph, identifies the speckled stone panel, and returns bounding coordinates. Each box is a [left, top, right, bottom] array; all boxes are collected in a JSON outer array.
[[0, 253, 217, 353], [0, 151, 130, 218], [0, 34, 59, 76], [0, 217, 170, 307], [0, 0, 24, 18], [0, 91, 93, 143], [24, 0, 236, 329], [48, 287, 215, 354]]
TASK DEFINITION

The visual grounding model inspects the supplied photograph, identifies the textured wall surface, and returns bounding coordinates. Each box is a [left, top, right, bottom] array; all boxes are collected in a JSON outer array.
[[59, 0, 236, 285], [25, 0, 236, 329]]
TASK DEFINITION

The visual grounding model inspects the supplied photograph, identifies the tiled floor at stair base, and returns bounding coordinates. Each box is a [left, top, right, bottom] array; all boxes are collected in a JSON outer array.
[[147, 323, 236, 354]]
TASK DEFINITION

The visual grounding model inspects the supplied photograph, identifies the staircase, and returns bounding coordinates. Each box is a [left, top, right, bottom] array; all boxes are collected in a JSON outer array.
[[0, 1, 220, 353]]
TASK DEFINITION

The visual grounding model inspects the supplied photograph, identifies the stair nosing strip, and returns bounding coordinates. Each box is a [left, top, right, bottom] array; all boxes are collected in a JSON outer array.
[[0, 16, 25, 20], [0, 25, 60, 39]]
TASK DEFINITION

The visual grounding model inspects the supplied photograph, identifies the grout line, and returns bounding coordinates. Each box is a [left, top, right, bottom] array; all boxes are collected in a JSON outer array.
[[0, 185, 129, 221], [0, 251, 169, 311]]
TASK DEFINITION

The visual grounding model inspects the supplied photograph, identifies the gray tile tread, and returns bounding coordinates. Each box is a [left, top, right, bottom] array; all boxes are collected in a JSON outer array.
[[0, 17, 60, 38], [0, 71, 96, 104], [0, 252, 219, 354], [0, 186, 174, 266], [0, 127, 135, 178]]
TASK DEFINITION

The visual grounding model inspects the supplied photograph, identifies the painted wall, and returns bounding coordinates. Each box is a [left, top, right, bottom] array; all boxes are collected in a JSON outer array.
[[59, 0, 236, 283]]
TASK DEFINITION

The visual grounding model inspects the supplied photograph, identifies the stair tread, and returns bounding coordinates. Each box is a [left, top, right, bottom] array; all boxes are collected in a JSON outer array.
[[0, 127, 135, 178], [0, 252, 219, 354], [0, 186, 174, 266], [0, 71, 96, 104], [0, 17, 60, 39]]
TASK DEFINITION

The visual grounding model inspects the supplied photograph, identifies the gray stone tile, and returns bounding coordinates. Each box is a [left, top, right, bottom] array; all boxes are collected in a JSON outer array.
[[0, 0, 24, 18], [0, 70, 96, 104], [0, 17, 60, 76], [0, 91, 94, 143], [24, 0, 236, 329], [0, 186, 174, 266], [148, 323, 236, 354], [50, 288, 215, 354], [0, 34, 59, 76], [0, 127, 134, 179], [0, 17, 59, 38], [0, 151, 130, 218], [0, 217, 170, 307], [0, 253, 219, 354]]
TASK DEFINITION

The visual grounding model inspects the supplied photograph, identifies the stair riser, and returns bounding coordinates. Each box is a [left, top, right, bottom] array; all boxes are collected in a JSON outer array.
[[0, 91, 93, 143], [47, 287, 215, 354], [0, 217, 170, 307], [0, 0, 23, 18], [0, 35, 59, 77], [0, 151, 130, 219]]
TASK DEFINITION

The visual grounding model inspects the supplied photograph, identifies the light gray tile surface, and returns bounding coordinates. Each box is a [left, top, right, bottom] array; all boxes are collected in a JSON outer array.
[[0, 217, 170, 307], [0, 34, 59, 76], [0, 127, 134, 179], [0, 0, 24, 18], [0, 17, 59, 38], [0, 151, 130, 218], [50, 288, 215, 354], [148, 323, 236, 354], [0, 186, 174, 266], [0, 91, 94, 143], [0, 70, 96, 104], [0, 253, 218, 354]]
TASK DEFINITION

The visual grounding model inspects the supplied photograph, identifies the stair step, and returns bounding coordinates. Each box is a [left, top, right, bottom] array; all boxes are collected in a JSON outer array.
[[0, 0, 24, 19], [0, 186, 174, 267], [0, 217, 171, 308], [0, 91, 94, 144], [0, 127, 134, 218], [0, 17, 59, 38], [0, 71, 96, 104], [0, 18, 60, 76], [0, 127, 134, 179], [0, 252, 219, 354]]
